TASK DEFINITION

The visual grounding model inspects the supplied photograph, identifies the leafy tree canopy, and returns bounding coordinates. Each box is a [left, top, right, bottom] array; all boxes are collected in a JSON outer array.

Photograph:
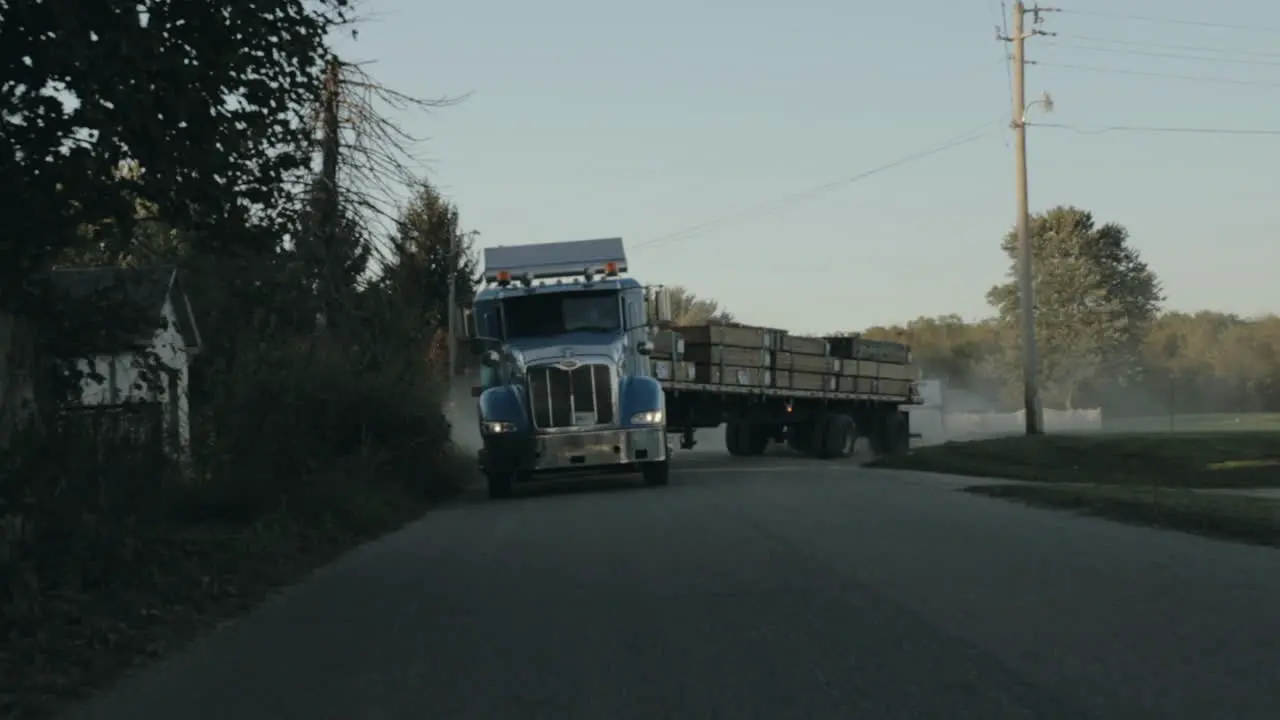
[[666, 285, 734, 326], [986, 205, 1163, 407], [2, 0, 349, 310]]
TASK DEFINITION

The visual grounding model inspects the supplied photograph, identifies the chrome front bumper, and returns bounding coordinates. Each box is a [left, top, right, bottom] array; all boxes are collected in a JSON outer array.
[[481, 426, 667, 474]]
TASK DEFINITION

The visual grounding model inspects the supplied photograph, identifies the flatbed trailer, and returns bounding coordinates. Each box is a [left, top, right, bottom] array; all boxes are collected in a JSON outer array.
[[653, 329, 922, 459]]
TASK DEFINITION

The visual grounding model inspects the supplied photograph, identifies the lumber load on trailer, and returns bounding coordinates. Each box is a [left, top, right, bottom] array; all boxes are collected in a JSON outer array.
[[649, 329, 697, 382], [672, 323, 785, 389], [823, 335, 916, 398], [657, 323, 918, 401]]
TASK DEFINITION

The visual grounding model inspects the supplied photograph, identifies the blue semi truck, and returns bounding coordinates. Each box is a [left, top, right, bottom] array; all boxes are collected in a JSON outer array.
[[463, 237, 919, 499]]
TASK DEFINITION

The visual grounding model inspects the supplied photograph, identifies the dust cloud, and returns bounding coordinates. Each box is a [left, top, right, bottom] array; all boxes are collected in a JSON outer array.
[[445, 368, 482, 453]]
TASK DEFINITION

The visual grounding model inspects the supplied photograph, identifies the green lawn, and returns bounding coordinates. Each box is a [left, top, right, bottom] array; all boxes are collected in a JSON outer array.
[[1101, 412, 1280, 434], [873, 431, 1280, 489], [872, 431, 1280, 547], [965, 483, 1280, 548]]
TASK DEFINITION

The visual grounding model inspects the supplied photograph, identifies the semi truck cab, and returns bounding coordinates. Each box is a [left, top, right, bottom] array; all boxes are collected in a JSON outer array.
[[464, 237, 675, 498]]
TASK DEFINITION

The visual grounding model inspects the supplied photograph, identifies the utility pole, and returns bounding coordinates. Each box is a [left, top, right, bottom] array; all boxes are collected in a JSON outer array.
[[315, 55, 341, 333], [1000, 2, 1056, 435], [446, 229, 458, 380]]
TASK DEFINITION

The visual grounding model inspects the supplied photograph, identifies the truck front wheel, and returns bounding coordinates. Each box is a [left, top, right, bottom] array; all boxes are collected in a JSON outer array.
[[486, 469, 516, 499], [642, 459, 670, 486]]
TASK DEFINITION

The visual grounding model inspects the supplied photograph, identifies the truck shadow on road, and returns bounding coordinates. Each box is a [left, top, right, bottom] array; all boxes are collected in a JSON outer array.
[[457, 470, 657, 504]]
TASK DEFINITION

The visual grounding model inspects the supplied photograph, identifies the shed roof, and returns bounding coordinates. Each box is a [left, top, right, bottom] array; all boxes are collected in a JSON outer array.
[[48, 265, 201, 353]]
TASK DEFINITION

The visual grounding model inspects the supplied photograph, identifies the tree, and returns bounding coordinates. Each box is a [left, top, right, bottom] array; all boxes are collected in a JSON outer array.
[[864, 315, 1003, 384], [383, 182, 478, 319], [986, 206, 1164, 408], [854, 315, 1008, 404], [822, 307, 1279, 415], [297, 175, 373, 331], [1, 0, 349, 440], [356, 181, 477, 372], [667, 285, 734, 325], [3, 0, 346, 276], [56, 163, 194, 269]]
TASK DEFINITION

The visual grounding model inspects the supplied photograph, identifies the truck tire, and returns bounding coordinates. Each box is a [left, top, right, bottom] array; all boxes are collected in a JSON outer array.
[[486, 470, 515, 499], [885, 411, 910, 456], [726, 421, 766, 456], [642, 459, 670, 486], [821, 413, 856, 459], [806, 415, 829, 458], [725, 421, 745, 456]]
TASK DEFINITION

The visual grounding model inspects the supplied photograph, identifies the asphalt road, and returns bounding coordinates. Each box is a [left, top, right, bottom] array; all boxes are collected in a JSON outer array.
[[68, 445, 1280, 720]]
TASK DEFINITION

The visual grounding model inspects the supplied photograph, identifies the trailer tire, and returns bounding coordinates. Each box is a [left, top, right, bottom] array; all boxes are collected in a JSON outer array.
[[821, 413, 857, 459], [725, 421, 744, 455], [726, 421, 766, 456], [805, 415, 828, 458], [642, 459, 670, 486], [885, 411, 910, 456]]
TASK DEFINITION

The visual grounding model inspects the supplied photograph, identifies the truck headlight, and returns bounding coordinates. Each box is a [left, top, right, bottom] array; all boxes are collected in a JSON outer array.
[[481, 420, 517, 435], [630, 410, 664, 425]]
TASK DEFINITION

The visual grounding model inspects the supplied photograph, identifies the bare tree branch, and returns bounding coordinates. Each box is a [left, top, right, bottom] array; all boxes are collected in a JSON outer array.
[[325, 59, 469, 272]]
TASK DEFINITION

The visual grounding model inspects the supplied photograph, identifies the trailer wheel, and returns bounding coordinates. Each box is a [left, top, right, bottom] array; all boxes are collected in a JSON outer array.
[[642, 459, 670, 486], [885, 411, 910, 456], [821, 413, 856, 459], [725, 421, 745, 455], [726, 421, 766, 456], [805, 416, 828, 458]]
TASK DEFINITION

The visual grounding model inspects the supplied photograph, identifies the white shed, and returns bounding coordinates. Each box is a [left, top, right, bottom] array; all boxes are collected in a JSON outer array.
[[50, 265, 203, 459]]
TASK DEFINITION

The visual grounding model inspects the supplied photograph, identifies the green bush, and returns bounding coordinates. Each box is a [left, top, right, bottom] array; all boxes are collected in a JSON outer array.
[[1, 328, 473, 718], [191, 332, 464, 524], [2, 415, 163, 591]]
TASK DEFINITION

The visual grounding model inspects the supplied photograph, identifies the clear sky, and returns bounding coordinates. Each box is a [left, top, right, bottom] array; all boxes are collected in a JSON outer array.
[[336, 0, 1280, 334]]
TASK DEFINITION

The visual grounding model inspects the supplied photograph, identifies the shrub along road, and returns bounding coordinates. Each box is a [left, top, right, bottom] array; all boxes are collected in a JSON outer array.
[[66, 455, 1280, 720]]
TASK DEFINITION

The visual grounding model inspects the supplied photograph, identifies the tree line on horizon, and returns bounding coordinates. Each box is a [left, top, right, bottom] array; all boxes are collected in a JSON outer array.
[[680, 206, 1280, 416]]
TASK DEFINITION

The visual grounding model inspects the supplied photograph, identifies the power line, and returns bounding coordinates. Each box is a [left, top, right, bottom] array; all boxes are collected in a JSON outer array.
[[986, 0, 1014, 99], [1044, 41, 1280, 68], [1053, 33, 1280, 60], [1031, 122, 1280, 136], [1057, 8, 1280, 34], [632, 122, 1001, 252], [1032, 60, 1280, 88]]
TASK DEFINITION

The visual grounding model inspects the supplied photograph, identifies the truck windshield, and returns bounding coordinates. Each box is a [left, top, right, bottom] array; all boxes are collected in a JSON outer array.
[[502, 289, 621, 339]]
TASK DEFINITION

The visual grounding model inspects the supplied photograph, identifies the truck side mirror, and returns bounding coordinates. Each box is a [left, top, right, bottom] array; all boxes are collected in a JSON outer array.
[[460, 307, 475, 339], [636, 340, 654, 356], [481, 349, 500, 368], [653, 287, 673, 327]]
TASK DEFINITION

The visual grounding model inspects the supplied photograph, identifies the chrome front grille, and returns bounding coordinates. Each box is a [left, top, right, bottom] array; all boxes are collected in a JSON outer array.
[[528, 363, 614, 429]]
